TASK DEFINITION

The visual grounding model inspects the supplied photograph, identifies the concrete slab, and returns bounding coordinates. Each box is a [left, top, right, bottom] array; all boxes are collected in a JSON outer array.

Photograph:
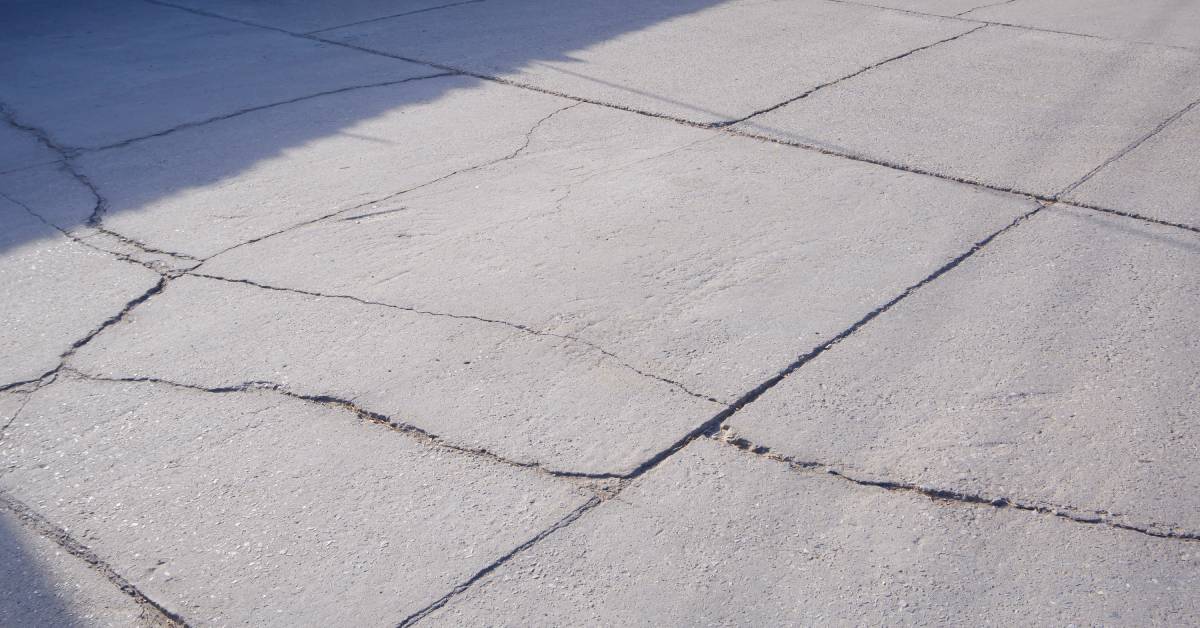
[[0, 0, 428, 150], [970, 0, 1200, 49], [1066, 106, 1200, 228], [163, 0, 478, 34], [69, 274, 721, 475], [0, 122, 58, 174], [200, 103, 1036, 404], [736, 25, 1200, 196], [0, 377, 591, 626], [0, 506, 159, 628], [424, 439, 1199, 626], [74, 76, 575, 259], [727, 206, 1200, 533], [321, 0, 975, 124], [0, 194, 161, 386]]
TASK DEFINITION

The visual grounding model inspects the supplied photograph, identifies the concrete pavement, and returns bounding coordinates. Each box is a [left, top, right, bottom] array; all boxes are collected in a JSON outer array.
[[1, 0, 1197, 625]]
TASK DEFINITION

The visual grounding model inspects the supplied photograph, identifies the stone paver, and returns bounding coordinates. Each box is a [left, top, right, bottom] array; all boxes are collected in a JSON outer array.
[[970, 0, 1200, 49], [0, 0, 427, 150], [322, 0, 974, 124], [736, 25, 1200, 196], [0, 377, 591, 626], [0, 506, 159, 628], [1066, 105, 1200, 228], [727, 206, 1200, 533], [0, 193, 161, 385], [199, 103, 1035, 404], [424, 439, 1200, 626]]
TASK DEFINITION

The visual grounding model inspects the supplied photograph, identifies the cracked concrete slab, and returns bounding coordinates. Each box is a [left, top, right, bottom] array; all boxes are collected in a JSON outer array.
[[0, 0, 428, 150], [736, 26, 1200, 196], [970, 0, 1200, 49], [320, 0, 975, 124], [0, 506, 162, 628], [69, 274, 721, 475], [1066, 105, 1200, 229], [162, 0, 479, 34], [0, 194, 161, 386], [73, 76, 575, 259], [726, 206, 1200, 534], [422, 438, 1200, 626], [0, 377, 591, 626], [200, 103, 1036, 404]]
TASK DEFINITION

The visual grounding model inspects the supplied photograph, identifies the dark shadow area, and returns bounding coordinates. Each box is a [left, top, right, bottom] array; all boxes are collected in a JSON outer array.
[[0, 508, 86, 628]]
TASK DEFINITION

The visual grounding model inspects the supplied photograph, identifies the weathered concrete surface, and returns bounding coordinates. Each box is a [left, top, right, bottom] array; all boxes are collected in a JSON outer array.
[[76, 77, 575, 259], [971, 0, 1200, 49], [163, 0, 475, 34], [737, 26, 1200, 196], [0, 506, 160, 628], [200, 103, 1035, 403], [0, 377, 591, 625], [0, 0, 427, 149], [728, 206, 1200, 534], [69, 274, 720, 475], [0, 194, 161, 385], [425, 439, 1200, 626], [1066, 106, 1200, 228], [322, 0, 975, 124]]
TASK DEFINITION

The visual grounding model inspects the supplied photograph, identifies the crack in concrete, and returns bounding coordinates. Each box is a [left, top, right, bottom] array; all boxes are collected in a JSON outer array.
[[304, 0, 486, 35], [0, 490, 191, 627], [724, 24, 989, 126], [715, 428, 1200, 542], [955, 0, 1018, 18]]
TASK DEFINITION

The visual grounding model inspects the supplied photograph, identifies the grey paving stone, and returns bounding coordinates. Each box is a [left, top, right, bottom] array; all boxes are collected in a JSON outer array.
[[0, 0, 427, 150], [1066, 106, 1200, 228], [322, 0, 975, 124], [736, 25, 1200, 196], [69, 274, 721, 475], [0, 377, 591, 626], [0, 193, 161, 386], [424, 438, 1199, 626], [971, 0, 1200, 49], [163, 0, 474, 34], [200, 103, 1036, 405], [0, 122, 58, 174], [74, 76, 574, 259], [0, 506, 159, 628], [727, 206, 1200, 533]]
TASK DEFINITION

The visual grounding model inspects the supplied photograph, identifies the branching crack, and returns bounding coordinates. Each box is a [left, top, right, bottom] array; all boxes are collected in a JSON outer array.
[[0, 491, 191, 626], [715, 428, 1200, 542]]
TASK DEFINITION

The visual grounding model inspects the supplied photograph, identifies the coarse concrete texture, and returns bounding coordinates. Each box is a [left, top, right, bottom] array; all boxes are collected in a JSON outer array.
[[0, 193, 162, 386], [727, 206, 1200, 534], [0, 0, 428, 150], [423, 438, 1200, 626], [970, 0, 1200, 49], [73, 77, 577, 259], [0, 506, 162, 628], [321, 0, 976, 124], [69, 274, 722, 475], [200, 103, 1036, 404], [0, 377, 592, 626], [736, 25, 1200, 196], [161, 0, 479, 34], [1066, 105, 1200, 229]]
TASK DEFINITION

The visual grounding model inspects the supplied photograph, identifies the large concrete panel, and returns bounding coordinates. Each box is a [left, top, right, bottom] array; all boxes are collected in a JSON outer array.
[[0, 194, 161, 385], [727, 206, 1200, 533], [425, 439, 1199, 626], [200, 103, 1036, 404], [0, 377, 591, 626], [69, 274, 721, 475], [971, 0, 1200, 49], [76, 77, 576, 259], [737, 26, 1200, 196], [0, 0, 428, 149], [321, 0, 975, 124], [1067, 106, 1200, 228]]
